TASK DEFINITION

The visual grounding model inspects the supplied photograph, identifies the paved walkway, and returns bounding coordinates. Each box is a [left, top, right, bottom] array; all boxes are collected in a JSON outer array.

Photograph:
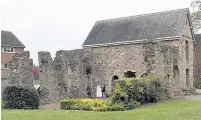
[[184, 89, 201, 101], [39, 89, 201, 110], [39, 102, 60, 110]]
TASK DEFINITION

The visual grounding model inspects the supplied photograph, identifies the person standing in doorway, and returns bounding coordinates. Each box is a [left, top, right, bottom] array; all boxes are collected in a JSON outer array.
[[101, 82, 106, 98]]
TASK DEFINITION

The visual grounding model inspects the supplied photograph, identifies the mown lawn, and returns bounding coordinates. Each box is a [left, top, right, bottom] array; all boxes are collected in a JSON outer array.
[[2, 100, 201, 120]]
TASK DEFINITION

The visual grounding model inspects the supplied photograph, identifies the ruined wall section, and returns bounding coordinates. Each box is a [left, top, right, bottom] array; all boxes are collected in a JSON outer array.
[[38, 49, 88, 104], [38, 51, 59, 104], [142, 40, 182, 97], [53, 50, 68, 100], [64, 49, 87, 98], [8, 51, 34, 87]]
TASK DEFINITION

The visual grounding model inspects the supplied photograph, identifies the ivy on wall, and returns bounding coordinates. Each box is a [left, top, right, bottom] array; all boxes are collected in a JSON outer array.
[[142, 39, 179, 77]]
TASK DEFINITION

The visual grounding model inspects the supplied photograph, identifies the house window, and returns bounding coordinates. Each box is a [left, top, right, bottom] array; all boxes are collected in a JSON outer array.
[[4, 63, 8, 69], [3, 47, 14, 53]]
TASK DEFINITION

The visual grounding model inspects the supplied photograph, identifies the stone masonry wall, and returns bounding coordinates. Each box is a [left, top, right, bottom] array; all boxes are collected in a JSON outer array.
[[8, 51, 34, 87], [38, 39, 194, 103], [38, 49, 88, 104], [85, 39, 193, 97], [38, 51, 58, 104]]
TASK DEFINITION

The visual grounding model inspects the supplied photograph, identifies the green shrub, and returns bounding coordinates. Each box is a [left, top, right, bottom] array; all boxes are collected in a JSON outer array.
[[1, 99, 4, 108], [60, 98, 140, 111], [110, 74, 168, 104], [2, 85, 40, 109], [123, 100, 141, 110], [60, 98, 109, 111], [193, 78, 201, 89], [107, 103, 126, 111], [60, 99, 78, 110], [37, 87, 49, 98]]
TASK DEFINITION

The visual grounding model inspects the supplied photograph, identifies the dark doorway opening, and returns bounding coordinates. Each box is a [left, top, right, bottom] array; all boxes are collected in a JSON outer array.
[[112, 75, 119, 86], [112, 75, 119, 82], [86, 68, 91, 75], [124, 71, 136, 78]]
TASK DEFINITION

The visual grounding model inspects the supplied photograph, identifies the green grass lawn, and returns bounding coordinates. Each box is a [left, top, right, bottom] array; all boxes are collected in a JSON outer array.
[[2, 100, 201, 120]]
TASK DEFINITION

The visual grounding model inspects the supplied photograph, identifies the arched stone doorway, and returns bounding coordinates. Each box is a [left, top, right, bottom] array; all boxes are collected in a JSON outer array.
[[108, 75, 120, 95], [112, 75, 119, 85], [112, 75, 119, 81]]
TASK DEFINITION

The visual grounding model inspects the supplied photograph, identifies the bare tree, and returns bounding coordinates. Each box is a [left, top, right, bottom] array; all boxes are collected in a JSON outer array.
[[191, 0, 201, 33]]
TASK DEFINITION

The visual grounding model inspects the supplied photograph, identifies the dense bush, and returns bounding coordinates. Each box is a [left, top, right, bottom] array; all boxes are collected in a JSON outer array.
[[110, 75, 168, 104], [193, 78, 201, 89], [123, 100, 141, 110], [60, 98, 109, 111], [107, 103, 126, 111], [2, 85, 40, 109]]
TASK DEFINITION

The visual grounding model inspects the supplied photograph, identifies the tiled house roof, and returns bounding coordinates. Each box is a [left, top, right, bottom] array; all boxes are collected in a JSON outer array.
[[83, 8, 190, 46], [1, 30, 25, 48]]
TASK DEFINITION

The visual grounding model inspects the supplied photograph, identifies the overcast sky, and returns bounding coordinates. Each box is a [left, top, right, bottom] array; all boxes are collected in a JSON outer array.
[[1, 0, 194, 65]]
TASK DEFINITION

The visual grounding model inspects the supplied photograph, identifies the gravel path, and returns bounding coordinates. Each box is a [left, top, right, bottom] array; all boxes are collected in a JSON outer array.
[[39, 103, 60, 110], [39, 89, 201, 110], [184, 89, 201, 101]]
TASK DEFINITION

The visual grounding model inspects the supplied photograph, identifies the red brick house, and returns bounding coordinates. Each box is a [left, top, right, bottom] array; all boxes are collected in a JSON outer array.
[[1, 30, 25, 79], [195, 34, 201, 86]]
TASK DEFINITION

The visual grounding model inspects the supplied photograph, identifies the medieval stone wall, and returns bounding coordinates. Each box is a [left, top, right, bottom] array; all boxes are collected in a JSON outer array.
[[8, 51, 34, 87], [38, 49, 88, 104], [85, 39, 193, 97], [84, 43, 146, 96], [38, 51, 58, 104], [38, 38, 194, 103]]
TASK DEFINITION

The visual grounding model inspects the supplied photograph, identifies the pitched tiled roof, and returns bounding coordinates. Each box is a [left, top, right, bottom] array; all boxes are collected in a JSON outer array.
[[195, 34, 201, 47], [1, 30, 25, 48], [83, 8, 190, 46]]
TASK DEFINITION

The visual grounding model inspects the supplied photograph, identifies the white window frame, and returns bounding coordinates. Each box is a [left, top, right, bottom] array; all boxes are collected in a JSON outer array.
[[2, 47, 14, 53]]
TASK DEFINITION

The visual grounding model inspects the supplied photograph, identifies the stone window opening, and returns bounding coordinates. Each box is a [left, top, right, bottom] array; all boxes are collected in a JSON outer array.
[[86, 68, 92, 87], [186, 69, 190, 87], [124, 71, 136, 78], [86, 68, 92, 75], [173, 65, 179, 79], [41, 60, 48, 64], [185, 40, 189, 62], [167, 74, 170, 80], [112, 75, 119, 83]]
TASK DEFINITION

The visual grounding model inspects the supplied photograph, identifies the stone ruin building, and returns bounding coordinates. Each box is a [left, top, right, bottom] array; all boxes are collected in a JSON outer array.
[[37, 8, 195, 104]]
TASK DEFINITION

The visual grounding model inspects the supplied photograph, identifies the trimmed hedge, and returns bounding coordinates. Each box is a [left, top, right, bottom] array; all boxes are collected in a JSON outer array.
[[60, 98, 136, 111], [2, 85, 40, 109], [60, 98, 109, 111], [111, 75, 168, 104]]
